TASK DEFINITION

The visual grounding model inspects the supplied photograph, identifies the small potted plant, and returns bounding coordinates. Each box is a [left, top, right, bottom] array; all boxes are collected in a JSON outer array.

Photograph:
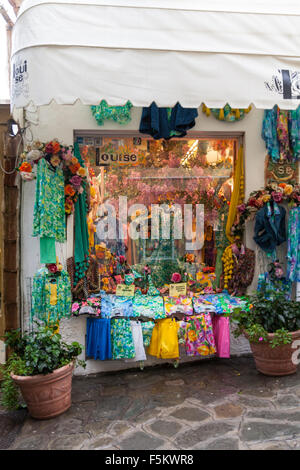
[[0, 322, 85, 419], [231, 291, 300, 376]]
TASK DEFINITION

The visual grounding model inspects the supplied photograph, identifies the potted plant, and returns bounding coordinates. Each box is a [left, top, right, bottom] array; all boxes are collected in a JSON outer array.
[[0, 322, 85, 419], [231, 291, 300, 376]]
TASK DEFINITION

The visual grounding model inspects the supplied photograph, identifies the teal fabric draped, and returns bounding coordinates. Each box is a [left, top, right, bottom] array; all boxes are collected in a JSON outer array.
[[73, 143, 90, 282]]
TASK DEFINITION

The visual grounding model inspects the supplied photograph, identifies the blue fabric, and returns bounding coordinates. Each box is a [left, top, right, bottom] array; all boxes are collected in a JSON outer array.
[[100, 293, 133, 318], [257, 273, 292, 300], [86, 318, 112, 360], [139, 102, 198, 140], [253, 202, 286, 253]]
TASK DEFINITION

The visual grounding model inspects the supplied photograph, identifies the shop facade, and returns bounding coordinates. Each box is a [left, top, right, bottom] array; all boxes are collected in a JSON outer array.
[[10, 1, 300, 375]]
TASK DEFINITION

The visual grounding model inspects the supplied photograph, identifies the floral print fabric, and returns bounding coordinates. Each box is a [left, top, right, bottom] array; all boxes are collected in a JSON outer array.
[[262, 106, 300, 162], [111, 318, 135, 359], [100, 292, 133, 318], [178, 314, 216, 357], [141, 321, 155, 347], [164, 295, 193, 316], [287, 206, 300, 282], [33, 158, 66, 242], [132, 295, 165, 319], [91, 100, 133, 126], [31, 268, 72, 322], [193, 293, 250, 315]]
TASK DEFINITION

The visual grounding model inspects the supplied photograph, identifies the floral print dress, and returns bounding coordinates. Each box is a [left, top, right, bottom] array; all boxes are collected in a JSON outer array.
[[33, 158, 66, 242], [31, 268, 72, 322], [287, 206, 300, 282]]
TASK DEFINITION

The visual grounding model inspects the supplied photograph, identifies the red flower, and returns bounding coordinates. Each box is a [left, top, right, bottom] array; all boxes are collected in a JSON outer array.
[[45, 143, 54, 154], [47, 263, 58, 273], [171, 272, 181, 283]]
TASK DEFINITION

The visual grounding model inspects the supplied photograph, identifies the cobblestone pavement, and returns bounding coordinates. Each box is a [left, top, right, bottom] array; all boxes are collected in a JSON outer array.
[[1, 356, 300, 450]]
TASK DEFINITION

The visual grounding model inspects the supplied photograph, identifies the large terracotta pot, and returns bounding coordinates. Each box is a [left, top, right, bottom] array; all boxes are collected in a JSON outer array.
[[246, 330, 300, 376], [11, 362, 74, 419]]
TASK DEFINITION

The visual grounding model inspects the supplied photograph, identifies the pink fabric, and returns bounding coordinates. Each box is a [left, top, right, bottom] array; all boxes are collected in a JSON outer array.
[[212, 316, 230, 358]]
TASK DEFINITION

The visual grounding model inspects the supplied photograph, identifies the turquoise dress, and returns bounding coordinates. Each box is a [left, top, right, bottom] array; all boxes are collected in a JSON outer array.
[[287, 207, 300, 282], [33, 158, 66, 243], [31, 268, 72, 322]]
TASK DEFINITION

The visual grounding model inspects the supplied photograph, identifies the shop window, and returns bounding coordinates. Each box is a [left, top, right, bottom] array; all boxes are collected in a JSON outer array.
[[76, 134, 240, 289]]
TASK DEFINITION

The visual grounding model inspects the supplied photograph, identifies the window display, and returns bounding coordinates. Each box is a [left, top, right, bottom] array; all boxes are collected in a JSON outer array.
[[78, 135, 238, 293]]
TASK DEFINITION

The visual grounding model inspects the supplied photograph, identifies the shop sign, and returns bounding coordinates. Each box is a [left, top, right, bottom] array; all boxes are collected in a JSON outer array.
[[96, 148, 139, 166], [265, 155, 299, 186], [116, 284, 135, 296], [169, 283, 187, 297]]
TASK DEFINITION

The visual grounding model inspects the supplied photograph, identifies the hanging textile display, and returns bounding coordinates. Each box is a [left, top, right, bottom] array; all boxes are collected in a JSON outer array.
[[262, 106, 300, 162], [100, 292, 133, 318], [257, 261, 292, 300], [253, 201, 286, 255], [287, 206, 300, 282], [212, 316, 230, 358], [111, 318, 136, 360], [132, 293, 165, 319], [86, 317, 112, 360], [222, 243, 255, 295], [202, 104, 251, 122], [148, 318, 179, 359], [67, 255, 99, 300], [73, 143, 90, 282], [125, 321, 147, 362], [91, 100, 133, 126], [33, 157, 66, 263], [31, 267, 72, 322], [139, 102, 198, 140], [225, 146, 244, 243], [141, 321, 155, 348], [178, 314, 216, 357], [164, 296, 193, 316]]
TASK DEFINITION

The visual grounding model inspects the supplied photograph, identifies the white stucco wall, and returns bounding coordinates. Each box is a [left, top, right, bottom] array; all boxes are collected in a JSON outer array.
[[18, 102, 269, 375]]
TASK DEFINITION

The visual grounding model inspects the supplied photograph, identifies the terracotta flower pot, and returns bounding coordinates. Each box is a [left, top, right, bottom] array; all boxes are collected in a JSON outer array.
[[246, 330, 300, 376], [11, 362, 74, 419]]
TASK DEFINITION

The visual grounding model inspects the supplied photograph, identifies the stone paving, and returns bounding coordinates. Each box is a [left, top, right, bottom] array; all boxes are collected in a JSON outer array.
[[1, 356, 300, 450]]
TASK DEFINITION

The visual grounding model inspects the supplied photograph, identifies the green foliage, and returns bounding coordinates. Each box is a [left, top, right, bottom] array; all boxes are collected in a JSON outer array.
[[0, 354, 29, 410], [0, 322, 86, 410], [231, 291, 300, 347]]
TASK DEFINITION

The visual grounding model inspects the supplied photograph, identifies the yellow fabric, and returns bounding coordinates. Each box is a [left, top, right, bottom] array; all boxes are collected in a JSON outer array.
[[226, 145, 244, 243], [148, 318, 179, 359], [49, 283, 58, 306], [46, 313, 60, 334]]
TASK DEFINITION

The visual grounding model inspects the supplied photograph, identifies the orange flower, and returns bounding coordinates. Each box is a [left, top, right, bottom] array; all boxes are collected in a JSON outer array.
[[19, 162, 32, 173], [52, 141, 61, 154], [279, 183, 286, 189], [69, 163, 80, 174], [64, 184, 76, 197], [77, 167, 86, 177], [71, 157, 78, 165]]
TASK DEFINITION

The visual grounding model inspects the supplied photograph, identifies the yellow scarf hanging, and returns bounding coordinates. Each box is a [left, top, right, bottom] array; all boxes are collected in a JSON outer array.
[[226, 145, 244, 243]]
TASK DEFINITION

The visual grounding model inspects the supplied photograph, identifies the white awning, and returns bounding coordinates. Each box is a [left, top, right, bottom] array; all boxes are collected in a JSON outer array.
[[11, 0, 300, 109]]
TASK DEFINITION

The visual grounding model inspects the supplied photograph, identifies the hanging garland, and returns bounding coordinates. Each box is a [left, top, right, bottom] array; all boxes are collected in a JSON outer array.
[[222, 245, 234, 290], [202, 104, 252, 122], [231, 182, 300, 239], [18, 140, 87, 215]]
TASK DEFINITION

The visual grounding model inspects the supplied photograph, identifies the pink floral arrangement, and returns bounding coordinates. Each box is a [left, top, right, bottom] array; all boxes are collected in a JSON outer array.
[[171, 272, 182, 283]]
